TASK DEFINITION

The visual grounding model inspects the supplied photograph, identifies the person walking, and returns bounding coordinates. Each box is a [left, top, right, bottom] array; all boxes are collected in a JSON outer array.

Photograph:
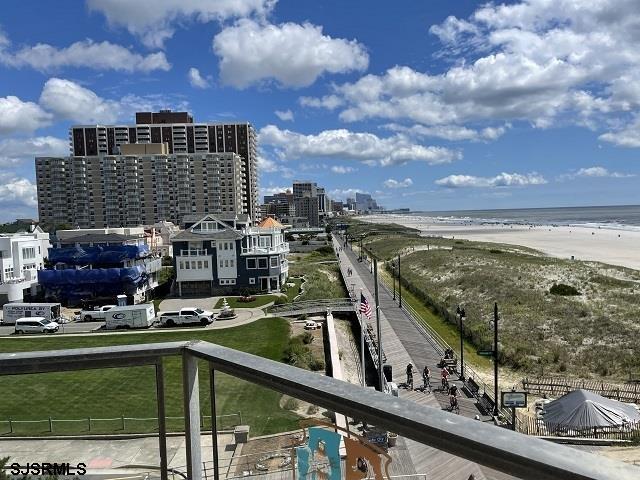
[[422, 365, 431, 393], [406, 363, 414, 390]]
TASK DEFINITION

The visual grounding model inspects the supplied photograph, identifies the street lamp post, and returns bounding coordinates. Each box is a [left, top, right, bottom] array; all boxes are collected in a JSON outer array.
[[493, 302, 499, 417]]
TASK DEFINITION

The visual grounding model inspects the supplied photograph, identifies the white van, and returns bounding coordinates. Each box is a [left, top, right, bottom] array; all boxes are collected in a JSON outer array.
[[2, 303, 61, 325], [15, 317, 59, 334], [104, 304, 156, 330]]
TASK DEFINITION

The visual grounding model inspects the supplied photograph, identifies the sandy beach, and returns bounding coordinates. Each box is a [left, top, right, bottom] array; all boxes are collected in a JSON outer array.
[[360, 215, 640, 271]]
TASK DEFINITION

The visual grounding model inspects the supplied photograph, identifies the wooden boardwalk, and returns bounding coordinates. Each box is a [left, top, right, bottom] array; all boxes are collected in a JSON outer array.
[[334, 236, 518, 480]]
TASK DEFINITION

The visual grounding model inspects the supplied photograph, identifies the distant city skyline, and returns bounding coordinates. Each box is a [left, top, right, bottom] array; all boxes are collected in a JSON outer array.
[[2, 1, 640, 222]]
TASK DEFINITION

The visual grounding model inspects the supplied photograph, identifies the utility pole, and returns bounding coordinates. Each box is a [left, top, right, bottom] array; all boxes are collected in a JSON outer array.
[[493, 302, 499, 417], [374, 258, 383, 391], [398, 254, 402, 308]]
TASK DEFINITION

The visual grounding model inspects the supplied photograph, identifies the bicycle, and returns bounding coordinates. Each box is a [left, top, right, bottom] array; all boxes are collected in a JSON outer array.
[[449, 395, 460, 414]]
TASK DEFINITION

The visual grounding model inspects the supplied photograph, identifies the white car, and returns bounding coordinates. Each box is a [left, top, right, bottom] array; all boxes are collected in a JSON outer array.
[[15, 317, 59, 334], [304, 320, 320, 330]]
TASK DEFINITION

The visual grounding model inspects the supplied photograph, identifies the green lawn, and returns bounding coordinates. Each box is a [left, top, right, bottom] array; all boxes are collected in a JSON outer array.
[[214, 294, 282, 309], [0, 318, 300, 436], [283, 277, 304, 302]]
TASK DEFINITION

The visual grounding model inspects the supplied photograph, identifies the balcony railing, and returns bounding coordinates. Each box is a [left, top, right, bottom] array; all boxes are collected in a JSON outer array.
[[241, 244, 289, 255], [179, 249, 208, 256], [0, 342, 636, 480]]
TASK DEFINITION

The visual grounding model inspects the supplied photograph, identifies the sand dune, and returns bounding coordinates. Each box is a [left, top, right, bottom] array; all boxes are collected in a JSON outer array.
[[360, 215, 640, 271]]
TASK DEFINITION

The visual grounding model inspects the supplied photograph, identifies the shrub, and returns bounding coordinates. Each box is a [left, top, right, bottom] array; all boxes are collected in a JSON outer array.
[[307, 405, 319, 415], [489, 249, 503, 254], [284, 398, 299, 411], [301, 332, 314, 344], [310, 358, 325, 371], [274, 296, 287, 305], [550, 283, 580, 296], [161, 255, 173, 266], [316, 245, 334, 255], [302, 240, 309, 245]]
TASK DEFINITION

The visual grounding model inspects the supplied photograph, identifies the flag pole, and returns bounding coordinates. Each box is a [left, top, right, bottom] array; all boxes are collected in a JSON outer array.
[[374, 258, 383, 391], [359, 289, 365, 387]]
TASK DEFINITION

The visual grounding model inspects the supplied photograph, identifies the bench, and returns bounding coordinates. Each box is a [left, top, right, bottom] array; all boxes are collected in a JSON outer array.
[[464, 377, 480, 397], [478, 393, 495, 415]]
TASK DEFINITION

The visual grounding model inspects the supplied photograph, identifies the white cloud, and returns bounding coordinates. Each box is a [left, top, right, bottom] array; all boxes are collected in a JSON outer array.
[[40, 78, 120, 123], [383, 178, 413, 189], [331, 165, 356, 174], [213, 19, 368, 88], [87, 0, 277, 48], [188, 67, 210, 88], [38, 78, 188, 124], [384, 123, 508, 142], [257, 153, 294, 178], [0, 96, 52, 134], [0, 136, 68, 167], [0, 34, 170, 72], [299, 95, 344, 110], [275, 109, 294, 121], [303, 1, 640, 143], [259, 125, 461, 167], [0, 174, 38, 221], [435, 172, 547, 188], [329, 188, 364, 200], [599, 117, 640, 147], [559, 166, 635, 180]]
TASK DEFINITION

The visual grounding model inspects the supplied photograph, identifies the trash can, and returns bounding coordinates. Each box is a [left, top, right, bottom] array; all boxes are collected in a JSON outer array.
[[383, 364, 393, 382], [234, 425, 250, 444]]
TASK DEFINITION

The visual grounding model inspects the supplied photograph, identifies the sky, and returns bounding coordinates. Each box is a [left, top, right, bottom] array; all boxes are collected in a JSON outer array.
[[1, 0, 640, 222]]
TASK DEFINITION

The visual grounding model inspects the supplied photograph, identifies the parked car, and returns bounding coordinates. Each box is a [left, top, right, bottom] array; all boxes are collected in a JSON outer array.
[[304, 320, 320, 330], [14, 317, 59, 334], [157, 308, 215, 327]]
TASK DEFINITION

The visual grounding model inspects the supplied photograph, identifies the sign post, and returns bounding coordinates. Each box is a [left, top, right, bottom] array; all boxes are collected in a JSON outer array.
[[501, 390, 528, 431]]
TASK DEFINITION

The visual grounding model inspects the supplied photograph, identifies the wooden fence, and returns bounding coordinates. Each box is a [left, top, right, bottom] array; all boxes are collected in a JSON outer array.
[[516, 415, 640, 441], [522, 377, 640, 404]]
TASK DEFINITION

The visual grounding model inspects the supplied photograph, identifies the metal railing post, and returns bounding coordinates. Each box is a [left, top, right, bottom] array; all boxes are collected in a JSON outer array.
[[210, 368, 220, 480], [156, 358, 169, 480], [183, 351, 203, 480]]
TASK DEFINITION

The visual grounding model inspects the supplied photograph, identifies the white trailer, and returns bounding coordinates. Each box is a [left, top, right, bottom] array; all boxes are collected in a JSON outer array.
[[2, 303, 62, 325], [104, 304, 156, 330]]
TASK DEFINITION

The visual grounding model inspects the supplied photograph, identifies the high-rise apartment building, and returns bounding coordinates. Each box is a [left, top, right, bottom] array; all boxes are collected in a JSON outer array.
[[68, 110, 258, 219], [36, 152, 244, 228]]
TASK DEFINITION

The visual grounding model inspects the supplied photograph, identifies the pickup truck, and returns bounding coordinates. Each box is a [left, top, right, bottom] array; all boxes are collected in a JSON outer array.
[[79, 305, 117, 322], [157, 307, 215, 327]]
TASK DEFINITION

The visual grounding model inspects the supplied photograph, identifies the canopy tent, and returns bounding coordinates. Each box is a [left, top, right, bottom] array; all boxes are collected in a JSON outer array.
[[543, 389, 640, 429]]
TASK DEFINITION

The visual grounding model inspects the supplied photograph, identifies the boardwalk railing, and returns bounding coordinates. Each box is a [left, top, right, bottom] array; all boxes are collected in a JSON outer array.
[[522, 377, 640, 404], [267, 298, 355, 316], [1, 342, 639, 479], [517, 415, 640, 441]]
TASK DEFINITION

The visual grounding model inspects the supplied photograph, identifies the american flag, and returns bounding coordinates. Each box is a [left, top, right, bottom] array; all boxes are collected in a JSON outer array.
[[359, 293, 372, 320]]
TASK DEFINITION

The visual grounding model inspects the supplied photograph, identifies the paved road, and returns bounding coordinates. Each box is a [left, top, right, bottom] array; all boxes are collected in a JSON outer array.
[[0, 321, 103, 337]]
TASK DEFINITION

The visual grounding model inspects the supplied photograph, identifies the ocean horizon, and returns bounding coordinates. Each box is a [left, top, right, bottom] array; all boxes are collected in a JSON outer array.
[[404, 204, 640, 229]]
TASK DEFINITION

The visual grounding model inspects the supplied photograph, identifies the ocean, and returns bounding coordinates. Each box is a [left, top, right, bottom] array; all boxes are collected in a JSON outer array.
[[409, 205, 640, 230]]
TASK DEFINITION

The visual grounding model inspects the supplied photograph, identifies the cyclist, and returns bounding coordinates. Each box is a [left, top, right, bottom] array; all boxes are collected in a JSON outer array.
[[406, 363, 414, 390], [422, 365, 431, 393], [441, 367, 450, 391], [449, 384, 460, 413]]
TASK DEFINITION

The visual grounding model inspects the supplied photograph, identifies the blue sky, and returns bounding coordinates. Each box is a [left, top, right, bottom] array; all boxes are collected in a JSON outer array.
[[1, 0, 639, 221]]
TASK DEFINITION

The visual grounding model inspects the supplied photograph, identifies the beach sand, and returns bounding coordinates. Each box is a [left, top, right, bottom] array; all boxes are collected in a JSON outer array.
[[360, 215, 640, 271]]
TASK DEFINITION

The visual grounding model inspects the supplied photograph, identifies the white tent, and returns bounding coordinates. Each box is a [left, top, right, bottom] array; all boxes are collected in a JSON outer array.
[[543, 389, 640, 429]]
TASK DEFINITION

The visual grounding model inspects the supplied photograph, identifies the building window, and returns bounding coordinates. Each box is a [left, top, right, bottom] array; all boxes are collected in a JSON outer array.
[[191, 261, 196, 269], [22, 247, 36, 260], [249, 278, 255, 284], [224, 242, 228, 250], [270, 257, 278, 268], [247, 258, 256, 269], [203, 260, 209, 268], [211, 241, 216, 248], [258, 258, 268, 269], [179, 261, 184, 269], [219, 259, 224, 268], [197, 261, 202, 269], [230, 259, 234, 267], [185, 262, 190, 269]]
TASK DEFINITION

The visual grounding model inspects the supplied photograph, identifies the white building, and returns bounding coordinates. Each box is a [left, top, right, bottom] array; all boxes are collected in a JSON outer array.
[[0, 226, 51, 305]]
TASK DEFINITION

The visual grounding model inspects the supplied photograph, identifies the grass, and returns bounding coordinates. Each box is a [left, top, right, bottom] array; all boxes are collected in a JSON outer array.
[[289, 250, 348, 301], [283, 277, 304, 302], [214, 295, 282, 309], [0, 318, 300, 436]]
